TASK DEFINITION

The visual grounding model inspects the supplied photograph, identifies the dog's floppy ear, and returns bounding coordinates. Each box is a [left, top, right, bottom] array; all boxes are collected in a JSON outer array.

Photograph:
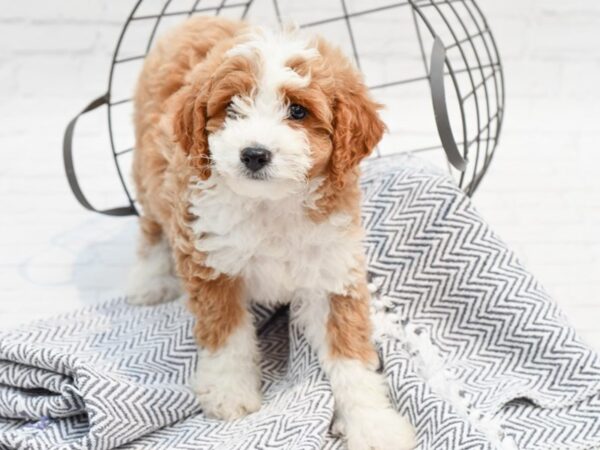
[[329, 80, 385, 189], [173, 84, 211, 180]]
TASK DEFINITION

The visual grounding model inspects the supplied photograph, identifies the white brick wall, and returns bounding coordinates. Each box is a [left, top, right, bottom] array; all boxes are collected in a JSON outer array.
[[0, 0, 599, 350], [473, 0, 600, 348]]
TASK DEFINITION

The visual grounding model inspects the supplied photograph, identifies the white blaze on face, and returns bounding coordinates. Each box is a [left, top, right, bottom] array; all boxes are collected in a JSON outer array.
[[207, 28, 320, 200]]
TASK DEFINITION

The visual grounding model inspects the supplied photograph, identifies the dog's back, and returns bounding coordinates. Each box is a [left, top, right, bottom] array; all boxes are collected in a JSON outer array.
[[132, 17, 244, 218], [134, 17, 242, 139]]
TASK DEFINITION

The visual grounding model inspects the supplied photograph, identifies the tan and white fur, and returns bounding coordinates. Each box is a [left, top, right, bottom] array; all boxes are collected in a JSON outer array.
[[128, 16, 416, 450]]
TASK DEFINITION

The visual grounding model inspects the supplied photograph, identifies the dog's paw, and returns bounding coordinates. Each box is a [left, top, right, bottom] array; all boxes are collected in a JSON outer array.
[[192, 370, 262, 420], [126, 274, 182, 306], [126, 239, 182, 306], [333, 407, 417, 450]]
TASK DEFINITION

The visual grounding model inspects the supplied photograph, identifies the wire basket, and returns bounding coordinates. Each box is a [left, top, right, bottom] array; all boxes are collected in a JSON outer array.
[[63, 0, 505, 216]]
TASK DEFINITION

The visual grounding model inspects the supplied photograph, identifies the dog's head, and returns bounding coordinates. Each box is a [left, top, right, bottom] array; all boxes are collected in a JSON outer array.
[[174, 27, 385, 200]]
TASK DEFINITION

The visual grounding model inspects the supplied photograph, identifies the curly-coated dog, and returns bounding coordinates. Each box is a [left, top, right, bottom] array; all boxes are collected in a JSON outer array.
[[128, 16, 416, 450]]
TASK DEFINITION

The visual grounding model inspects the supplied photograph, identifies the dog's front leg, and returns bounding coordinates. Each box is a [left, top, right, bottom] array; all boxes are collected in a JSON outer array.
[[294, 282, 416, 450], [184, 273, 262, 420]]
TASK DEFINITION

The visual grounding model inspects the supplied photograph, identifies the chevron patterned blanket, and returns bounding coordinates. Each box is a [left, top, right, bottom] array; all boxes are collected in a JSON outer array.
[[1, 157, 600, 450]]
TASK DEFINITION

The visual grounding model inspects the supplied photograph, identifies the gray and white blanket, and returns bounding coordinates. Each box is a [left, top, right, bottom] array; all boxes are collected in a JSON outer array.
[[1, 157, 599, 450]]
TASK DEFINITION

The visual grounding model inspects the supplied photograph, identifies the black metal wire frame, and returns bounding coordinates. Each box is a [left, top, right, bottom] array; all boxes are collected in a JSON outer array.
[[105, 0, 505, 213]]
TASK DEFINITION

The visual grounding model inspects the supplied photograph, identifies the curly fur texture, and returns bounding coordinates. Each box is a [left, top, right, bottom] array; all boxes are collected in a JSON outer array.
[[128, 16, 415, 449]]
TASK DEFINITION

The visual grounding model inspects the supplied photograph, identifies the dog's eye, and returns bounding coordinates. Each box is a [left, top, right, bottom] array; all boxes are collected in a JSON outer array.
[[288, 104, 308, 120], [226, 102, 240, 120]]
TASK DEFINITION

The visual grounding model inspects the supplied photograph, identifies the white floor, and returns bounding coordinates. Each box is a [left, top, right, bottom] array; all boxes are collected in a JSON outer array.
[[0, 0, 599, 351]]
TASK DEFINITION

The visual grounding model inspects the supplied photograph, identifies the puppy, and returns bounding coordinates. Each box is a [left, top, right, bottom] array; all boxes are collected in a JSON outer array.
[[128, 16, 416, 450]]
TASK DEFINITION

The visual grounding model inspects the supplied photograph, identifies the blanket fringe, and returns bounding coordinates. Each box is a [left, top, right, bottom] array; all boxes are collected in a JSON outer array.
[[368, 279, 518, 450]]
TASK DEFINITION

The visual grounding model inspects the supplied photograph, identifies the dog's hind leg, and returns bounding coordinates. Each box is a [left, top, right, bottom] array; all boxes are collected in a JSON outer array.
[[126, 216, 182, 305]]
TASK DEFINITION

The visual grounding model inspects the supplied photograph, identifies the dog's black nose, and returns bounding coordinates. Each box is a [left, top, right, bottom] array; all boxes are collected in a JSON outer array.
[[240, 147, 272, 172]]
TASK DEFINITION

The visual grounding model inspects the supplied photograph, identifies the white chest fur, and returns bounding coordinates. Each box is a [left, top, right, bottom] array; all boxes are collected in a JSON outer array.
[[188, 177, 362, 305]]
